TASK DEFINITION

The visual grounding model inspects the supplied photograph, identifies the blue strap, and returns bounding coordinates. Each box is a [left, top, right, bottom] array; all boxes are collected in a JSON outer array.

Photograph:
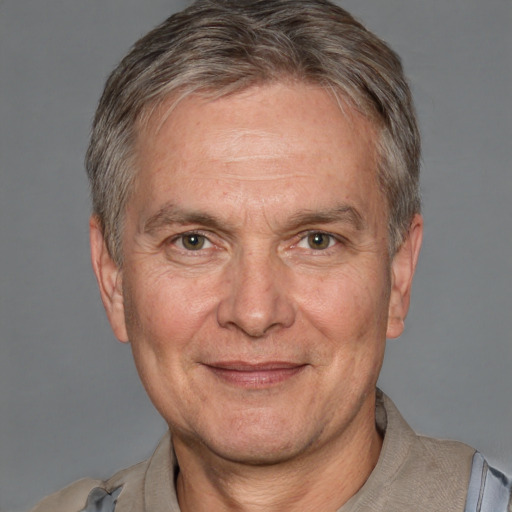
[[80, 486, 123, 512], [465, 452, 511, 512]]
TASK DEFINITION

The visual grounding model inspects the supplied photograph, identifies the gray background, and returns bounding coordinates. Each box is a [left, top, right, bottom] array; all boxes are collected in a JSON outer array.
[[1, 1, 510, 511]]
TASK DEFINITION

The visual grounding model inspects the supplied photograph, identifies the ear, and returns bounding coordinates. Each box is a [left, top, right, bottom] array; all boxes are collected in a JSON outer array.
[[89, 216, 129, 343], [386, 214, 423, 339]]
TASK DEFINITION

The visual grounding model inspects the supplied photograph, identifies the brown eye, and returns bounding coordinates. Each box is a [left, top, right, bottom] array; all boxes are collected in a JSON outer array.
[[307, 232, 332, 250], [180, 234, 207, 250]]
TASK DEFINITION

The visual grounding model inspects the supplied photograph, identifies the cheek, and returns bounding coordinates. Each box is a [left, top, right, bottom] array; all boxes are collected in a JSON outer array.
[[297, 265, 390, 343], [122, 270, 217, 379], [121, 271, 216, 419]]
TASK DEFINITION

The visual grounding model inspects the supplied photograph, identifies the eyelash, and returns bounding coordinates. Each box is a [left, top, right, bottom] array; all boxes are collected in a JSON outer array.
[[166, 230, 345, 254], [169, 231, 214, 252], [295, 231, 343, 252]]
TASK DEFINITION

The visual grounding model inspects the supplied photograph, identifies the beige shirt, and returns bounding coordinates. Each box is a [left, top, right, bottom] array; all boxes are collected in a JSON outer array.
[[31, 391, 477, 512]]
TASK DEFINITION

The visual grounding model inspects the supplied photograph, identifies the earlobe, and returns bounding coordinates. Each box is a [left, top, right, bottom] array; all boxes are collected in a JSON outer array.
[[89, 216, 129, 343], [386, 214, 423, 339]]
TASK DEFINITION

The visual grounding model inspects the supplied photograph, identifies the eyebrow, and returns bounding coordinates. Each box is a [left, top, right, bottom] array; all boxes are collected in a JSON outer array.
[[142, 203, 227, 235], [286, 205, 365, 232], [142, 202, 365, 235]]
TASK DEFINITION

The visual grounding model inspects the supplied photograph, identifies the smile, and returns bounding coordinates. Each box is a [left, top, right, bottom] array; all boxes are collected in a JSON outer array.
[[203, 361, 308, 388]]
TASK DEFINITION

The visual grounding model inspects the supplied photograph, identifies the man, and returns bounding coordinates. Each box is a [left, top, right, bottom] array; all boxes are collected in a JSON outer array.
[[32, 1, 511, 511]]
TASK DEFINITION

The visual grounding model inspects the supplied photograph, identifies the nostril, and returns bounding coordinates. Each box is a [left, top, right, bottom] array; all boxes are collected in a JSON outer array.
[[216, 290, 296, 337]]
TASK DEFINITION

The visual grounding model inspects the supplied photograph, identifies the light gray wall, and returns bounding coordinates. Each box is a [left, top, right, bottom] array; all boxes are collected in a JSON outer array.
[[1, 1, 510, 511]]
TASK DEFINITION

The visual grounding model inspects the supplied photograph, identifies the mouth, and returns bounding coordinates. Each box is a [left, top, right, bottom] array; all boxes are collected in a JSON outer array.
[[202, 361, 307, 388]]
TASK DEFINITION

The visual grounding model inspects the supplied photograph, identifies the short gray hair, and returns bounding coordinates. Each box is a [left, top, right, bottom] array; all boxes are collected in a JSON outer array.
[[86, 0, 421, 264]]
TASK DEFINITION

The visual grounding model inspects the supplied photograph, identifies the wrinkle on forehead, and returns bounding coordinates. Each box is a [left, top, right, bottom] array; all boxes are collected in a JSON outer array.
[[184, 171, 320, 183], [206, 128, 298, 163], [177, 163, 322, 183], [161, 127, 339, 183], [133, 82, 383, 225], [137, 84, 377, 172]]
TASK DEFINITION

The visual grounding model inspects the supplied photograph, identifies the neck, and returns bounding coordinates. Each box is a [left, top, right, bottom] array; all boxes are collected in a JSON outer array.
[[173, 396, 382, 512]]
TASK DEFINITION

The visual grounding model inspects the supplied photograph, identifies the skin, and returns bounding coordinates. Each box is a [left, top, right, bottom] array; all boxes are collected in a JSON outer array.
[[90, 82, 423, 511]]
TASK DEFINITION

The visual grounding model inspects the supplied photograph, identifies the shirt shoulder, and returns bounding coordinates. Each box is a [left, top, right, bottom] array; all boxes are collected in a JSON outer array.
[[29, 432, 176, 512], [30, 478, 105, 512], [415, 433, 476, 468], [340, 392, 477, 512], [29, 461, 148, 512]]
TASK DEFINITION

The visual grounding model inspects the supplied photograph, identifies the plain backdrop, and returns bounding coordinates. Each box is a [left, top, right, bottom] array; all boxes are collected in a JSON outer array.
[[1, 1, 511, 511]]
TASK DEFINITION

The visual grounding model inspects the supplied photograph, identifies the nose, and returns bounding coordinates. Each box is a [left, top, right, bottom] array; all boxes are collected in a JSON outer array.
[[216, 249, 296, 338]]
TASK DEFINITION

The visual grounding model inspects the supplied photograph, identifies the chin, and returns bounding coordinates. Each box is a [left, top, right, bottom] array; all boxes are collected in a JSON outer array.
[[192, 408, 323, 466], [207, 435, 311, 466]]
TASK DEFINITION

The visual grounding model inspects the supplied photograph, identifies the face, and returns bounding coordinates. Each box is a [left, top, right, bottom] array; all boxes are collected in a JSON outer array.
[[91, 82, 422, 466]]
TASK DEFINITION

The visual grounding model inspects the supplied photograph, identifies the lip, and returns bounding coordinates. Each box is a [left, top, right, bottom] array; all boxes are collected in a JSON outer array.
[[203, 361, 307, 388]]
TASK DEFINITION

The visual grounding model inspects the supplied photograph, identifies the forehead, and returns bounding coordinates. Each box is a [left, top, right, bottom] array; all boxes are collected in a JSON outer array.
[[131, 82, 384, 223]]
